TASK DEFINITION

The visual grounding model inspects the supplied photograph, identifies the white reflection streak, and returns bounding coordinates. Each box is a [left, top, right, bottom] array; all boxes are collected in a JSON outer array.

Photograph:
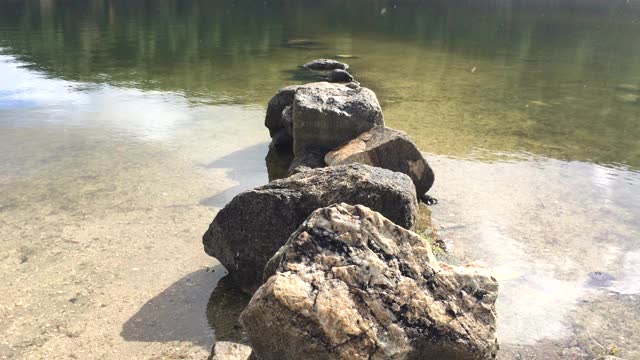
[[0, 53, 191, 141]]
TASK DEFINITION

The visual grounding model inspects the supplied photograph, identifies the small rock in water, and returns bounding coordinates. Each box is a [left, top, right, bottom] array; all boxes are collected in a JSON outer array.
[[285, 39, 321, 47], [326, 69, 354, 83], [303, 59, 349, 71], [616, 84, 640, 92], [587, 271, 615, 287], [336, 54, 358, 59], [616, 93, 639, 104]]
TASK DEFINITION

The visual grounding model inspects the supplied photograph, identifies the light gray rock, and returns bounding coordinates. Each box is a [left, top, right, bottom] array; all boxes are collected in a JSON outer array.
[[202, 165, 418, 294], [292, 82, 384, 156], [303, 59, 349, 71], [325, 126, 435, 196], [243, 203, 499, 360], [281, 105, 293, 136]]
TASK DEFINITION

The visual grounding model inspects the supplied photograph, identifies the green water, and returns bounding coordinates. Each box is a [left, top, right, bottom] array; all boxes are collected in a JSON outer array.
[[1, 0, 640, 359], [2, 0, 640, 166]]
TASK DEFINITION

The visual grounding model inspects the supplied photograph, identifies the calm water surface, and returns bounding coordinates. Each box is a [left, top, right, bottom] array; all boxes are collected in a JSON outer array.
[[1, 0, 639, 358]]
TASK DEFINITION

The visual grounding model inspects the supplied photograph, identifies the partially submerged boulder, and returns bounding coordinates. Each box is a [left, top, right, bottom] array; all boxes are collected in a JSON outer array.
[[292, 82, 383, 156], [202, 165, 418, 294], [327, 69, 354, 83], [325, 126, 435, 195], [303, 59, 349, 71], [243, 203, 499, 360], [265, 85, 300, 138]]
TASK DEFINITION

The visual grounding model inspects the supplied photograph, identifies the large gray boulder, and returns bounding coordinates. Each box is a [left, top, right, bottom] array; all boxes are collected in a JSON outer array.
[[292, 82, 384, 156], [325, 126, 435, 196], [264, 82, 383, 156], [327, 69, 354, 83], [202, 165, 418, 294], [243, 204, 499, 360]]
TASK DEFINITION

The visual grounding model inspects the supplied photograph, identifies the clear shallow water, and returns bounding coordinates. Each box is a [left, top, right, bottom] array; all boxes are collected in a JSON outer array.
[[0, 0, 639, 358]]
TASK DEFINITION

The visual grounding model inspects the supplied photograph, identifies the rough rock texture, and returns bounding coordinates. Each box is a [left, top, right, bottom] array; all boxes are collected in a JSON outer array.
[[287, 149, 325, 175], [243, 204, 499, 360], [293, 82, 384, 156], [203, 165, 418, 294], [265, 85, 300, 137], [327, 69, 354, 83], [303, 59, 349, 71], [325, 126, 435, 195], [209, 342, 253, 360], [281, 105, 293, 136]]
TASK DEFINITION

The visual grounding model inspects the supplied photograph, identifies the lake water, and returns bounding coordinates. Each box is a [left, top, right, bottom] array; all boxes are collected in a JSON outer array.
[[1, 0, 639, 358]]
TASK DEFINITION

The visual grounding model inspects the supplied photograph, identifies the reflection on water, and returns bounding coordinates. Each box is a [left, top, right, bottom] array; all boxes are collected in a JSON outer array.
[[1, 0, 640, 167], [0, 0, 639, 358], [429, 154, 640, 357]]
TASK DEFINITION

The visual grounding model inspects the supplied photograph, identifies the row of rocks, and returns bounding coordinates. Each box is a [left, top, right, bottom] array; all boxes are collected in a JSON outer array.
[[203, 59, 498, 359], [265, 79, 434, 197]]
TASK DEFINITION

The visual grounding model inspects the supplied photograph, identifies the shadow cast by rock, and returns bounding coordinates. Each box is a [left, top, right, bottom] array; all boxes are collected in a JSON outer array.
[[200, 143, 270, 208], [120, 266, 226, 348], [206, 276, 252, 344]]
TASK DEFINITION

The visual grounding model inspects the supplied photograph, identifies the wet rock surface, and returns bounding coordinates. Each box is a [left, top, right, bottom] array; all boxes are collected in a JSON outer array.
[[327, 69, 354, 83], [202, 164, 418, 294], [303, 58, 349, 71], [243, 203, 499, 360], [325, 126, 435, 195], [292, 82, 384, 156]]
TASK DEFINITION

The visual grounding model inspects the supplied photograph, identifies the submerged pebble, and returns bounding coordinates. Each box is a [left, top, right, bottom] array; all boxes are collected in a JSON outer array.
[[616, 84, 640, 92], [616, 93, 639, 104], [587, 271, 615, 288]]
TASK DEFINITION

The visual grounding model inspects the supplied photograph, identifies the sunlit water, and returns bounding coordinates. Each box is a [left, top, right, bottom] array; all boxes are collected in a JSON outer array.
[[1, 0, 639, 358]]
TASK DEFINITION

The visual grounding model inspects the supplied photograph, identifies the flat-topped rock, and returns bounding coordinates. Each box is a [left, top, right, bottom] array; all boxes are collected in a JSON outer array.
[[292, 82, 383, 156], [243, 203, 499, 360], [303, 59, 349, 71]]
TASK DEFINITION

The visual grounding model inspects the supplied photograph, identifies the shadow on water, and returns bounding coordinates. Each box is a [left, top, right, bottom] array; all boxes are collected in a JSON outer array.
[[200, 142, 296, 208], [281, 67, 326, 83], [120, 265, 227, 348], [206, 277, 252, 345], [199, 143, 270, 208], [265, 145, 294, 182]]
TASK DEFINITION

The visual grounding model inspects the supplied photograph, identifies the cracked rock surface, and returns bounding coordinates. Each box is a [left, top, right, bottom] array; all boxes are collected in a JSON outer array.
[[242, 203, 499, 360]]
